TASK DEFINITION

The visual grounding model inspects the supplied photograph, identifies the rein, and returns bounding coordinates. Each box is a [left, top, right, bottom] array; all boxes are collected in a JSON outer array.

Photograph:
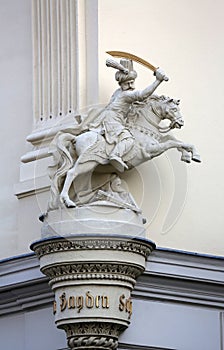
[[150, 103, 172, 133], [146, 100, 182, 133], [130, 98, 182, 135]]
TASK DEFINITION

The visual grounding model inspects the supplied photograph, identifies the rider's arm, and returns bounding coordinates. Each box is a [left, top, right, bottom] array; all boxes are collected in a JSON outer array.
[[138, 68, 168, 100]]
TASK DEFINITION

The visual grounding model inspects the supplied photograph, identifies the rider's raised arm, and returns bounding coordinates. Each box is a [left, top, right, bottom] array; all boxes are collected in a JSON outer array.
[[138, 68, 168, 100]]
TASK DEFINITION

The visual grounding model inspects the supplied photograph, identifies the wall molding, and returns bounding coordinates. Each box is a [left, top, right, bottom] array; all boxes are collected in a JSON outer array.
[[1, 249, 223, 316], [15, 0, 99, 201], [134, 250, 224, 308], [14, 175, 50, 199], [118, 344, 176, 350]]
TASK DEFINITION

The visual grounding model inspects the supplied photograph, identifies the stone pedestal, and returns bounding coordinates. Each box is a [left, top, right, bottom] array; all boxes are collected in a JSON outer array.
[[31, 207, 155, 349]]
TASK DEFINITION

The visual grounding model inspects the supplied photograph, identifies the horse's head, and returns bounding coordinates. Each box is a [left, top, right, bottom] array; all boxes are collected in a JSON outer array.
[[128, 95, 185, 135], [146, 95, 184, 133], [162, 97, 184, 130]]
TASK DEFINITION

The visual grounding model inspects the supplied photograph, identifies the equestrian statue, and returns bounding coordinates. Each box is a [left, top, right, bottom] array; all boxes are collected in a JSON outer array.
[[47, 52, 201, 212]]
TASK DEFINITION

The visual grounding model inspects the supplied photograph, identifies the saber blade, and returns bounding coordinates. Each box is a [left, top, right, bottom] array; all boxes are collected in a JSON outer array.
[[106, 50, 157, 72]]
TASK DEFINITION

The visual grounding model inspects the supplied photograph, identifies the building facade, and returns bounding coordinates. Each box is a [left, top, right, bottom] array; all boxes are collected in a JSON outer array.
[[0, 1, 224, 349]]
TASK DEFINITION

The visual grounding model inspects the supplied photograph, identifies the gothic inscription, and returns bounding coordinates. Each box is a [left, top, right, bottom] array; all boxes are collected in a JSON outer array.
[[53, 291, 110, 314], [53, 291, 132, 319], [119, 294, 132, 319]]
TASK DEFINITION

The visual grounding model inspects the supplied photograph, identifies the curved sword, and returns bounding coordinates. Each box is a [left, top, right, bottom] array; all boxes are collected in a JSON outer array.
[[106, 50, 168, 81]]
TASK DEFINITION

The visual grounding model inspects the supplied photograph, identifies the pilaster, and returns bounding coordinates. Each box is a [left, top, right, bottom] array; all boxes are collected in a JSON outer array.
[[15, 0, 99, 199]]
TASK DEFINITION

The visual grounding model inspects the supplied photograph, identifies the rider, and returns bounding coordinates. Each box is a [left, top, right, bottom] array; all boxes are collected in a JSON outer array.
[[89, 59, 168, 172]]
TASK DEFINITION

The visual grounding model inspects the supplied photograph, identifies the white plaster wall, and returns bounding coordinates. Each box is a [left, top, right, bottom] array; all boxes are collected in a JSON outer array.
[[0, 0, 33, 258], [0, 0, 224, 260], [98, 0, 224, 255], [0, 307, 66, 350], [120, 299, 222, 350]]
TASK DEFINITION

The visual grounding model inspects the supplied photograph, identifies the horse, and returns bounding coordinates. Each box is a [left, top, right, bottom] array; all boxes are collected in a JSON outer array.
[[48, 95, 201, 209]]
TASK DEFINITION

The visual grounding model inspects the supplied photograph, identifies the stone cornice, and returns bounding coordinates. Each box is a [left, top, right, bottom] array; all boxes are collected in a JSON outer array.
[[0, 250, 223, 316], [135, 249, 224, 308]]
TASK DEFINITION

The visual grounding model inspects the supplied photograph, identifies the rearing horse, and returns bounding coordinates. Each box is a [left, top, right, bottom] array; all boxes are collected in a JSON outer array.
[[48, 95, 201, 209]]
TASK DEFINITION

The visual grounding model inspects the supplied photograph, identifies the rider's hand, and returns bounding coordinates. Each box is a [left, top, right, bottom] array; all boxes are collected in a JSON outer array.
[[155, 68, 169, 82]]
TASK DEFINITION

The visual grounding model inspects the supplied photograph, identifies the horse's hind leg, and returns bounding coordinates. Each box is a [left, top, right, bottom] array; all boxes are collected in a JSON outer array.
[[60, 160, 98, 208]]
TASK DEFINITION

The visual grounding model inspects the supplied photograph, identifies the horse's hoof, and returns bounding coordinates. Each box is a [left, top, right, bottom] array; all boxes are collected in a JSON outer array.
[[192, 154, 201, 163], [60, 195, 76, 208], [66, 201, 76, 208], [181, 155, 191, 163]]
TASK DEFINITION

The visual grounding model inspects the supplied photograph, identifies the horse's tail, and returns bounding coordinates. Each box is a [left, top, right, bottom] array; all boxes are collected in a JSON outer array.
[[48, 132, 77, 210]]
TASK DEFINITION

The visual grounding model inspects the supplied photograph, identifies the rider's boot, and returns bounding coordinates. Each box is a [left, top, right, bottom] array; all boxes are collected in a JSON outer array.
[[110, 155, 128, 172], [109, 138, 132, 172]]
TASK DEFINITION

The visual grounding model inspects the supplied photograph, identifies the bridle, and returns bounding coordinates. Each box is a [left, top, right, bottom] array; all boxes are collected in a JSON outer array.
[[130, 98, 183, 134], [150, 100, 183, 133]]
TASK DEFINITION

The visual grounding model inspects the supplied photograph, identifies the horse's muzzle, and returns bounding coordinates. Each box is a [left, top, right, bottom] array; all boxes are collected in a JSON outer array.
[[174, 120, 184, 129]]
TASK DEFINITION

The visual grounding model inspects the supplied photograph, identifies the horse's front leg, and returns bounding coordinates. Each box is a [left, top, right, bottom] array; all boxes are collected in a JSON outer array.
[[161, 135, 191, 162], [178, 148, 192, 163], [60, 160, 98, 208], [188, 145, 201, 162], [60, 164, 79, 208], [160, 135, 201, 163], [177, 142, 201, 163]]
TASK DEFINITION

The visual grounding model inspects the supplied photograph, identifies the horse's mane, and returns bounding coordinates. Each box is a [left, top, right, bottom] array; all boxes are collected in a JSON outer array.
[[146, 94, 180, 107], [145, 94, 179, 104]]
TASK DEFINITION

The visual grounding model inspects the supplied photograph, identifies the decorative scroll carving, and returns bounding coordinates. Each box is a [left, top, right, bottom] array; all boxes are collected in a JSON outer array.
[[64, 322, 124, 350], [65, 322, 123, 337], [34, 237, 155, 259], [42, 262, 143, 286], [68, 334, 118, 350]]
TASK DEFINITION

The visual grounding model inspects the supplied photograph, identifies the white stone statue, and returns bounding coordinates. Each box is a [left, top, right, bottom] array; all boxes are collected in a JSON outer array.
[[47, 55, 201, 211]]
